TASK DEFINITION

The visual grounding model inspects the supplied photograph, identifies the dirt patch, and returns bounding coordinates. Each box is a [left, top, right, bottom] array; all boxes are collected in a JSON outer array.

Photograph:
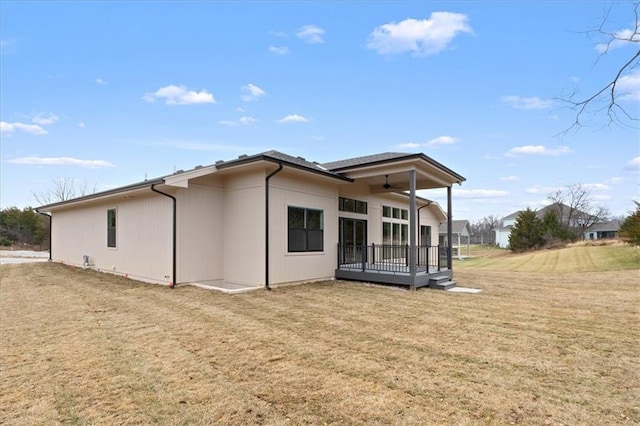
[[1, 262, 639, 424]]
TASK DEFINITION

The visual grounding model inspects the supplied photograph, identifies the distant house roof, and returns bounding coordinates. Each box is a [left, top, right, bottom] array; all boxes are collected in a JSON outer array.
[[439, 220, 471, 236], [502, 211, 522, 221], [586, 220, 621, 232], [500, 203, 591, 223]]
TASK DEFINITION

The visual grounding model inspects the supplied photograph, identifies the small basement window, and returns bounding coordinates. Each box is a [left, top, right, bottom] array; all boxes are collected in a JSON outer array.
[[107, 208, 117, 248]]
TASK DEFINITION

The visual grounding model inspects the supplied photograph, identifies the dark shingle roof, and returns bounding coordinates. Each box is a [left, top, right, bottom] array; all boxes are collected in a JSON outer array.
[[439, 220, 471, 235], [322, 152, 413, 170], [216, 150, 352, 181], [586, 220, 621, 232]]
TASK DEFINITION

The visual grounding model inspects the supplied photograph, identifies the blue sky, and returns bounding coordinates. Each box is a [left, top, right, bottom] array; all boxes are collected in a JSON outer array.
[[1, 1, 638, 221]]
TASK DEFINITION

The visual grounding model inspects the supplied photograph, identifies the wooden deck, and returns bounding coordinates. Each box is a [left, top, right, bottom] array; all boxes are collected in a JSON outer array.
[[335, 264, 453, 288]]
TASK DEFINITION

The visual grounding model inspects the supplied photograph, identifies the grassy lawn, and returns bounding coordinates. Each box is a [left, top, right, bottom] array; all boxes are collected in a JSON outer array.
[[1, 245, 639, 424]]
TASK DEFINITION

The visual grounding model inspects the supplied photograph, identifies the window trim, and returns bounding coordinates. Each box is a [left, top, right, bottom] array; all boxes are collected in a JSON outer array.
[[107, 207, 117, 248], [287, 206, 324, 253], [339, 197, 368, 215]]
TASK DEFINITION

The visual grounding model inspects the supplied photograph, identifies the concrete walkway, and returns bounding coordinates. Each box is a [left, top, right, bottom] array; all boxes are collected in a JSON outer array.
[[0, 250, 50, 265]]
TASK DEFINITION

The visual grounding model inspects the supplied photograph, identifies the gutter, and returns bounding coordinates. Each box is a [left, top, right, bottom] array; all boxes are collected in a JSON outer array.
[[265, 162, 284, 290], [34, 208, 52, 262], [151, 184, 177, 289]]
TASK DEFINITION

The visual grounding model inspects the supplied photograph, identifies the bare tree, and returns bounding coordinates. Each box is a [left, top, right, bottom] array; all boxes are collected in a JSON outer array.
[[470, 215, 500, 245], [33, 177, 97, 205], [547, 184, 609, 233], [558, 2, 639, 135]]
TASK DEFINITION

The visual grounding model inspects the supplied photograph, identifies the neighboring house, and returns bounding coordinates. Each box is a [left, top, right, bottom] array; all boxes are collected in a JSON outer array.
[[37, 151, 465, 292], [495, 202, 599, 248], [438, 220, 471, 259], [584, 220, 621, 240], [494, 211, 521, 248]]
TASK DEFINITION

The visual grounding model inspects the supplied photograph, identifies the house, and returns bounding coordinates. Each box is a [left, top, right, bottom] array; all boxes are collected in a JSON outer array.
[[495, 202, 601, 248], [584, 220, 621, 240], [438, 220, 471, 259], [494, 211, 521, 248], [37, 151, 465, 292]]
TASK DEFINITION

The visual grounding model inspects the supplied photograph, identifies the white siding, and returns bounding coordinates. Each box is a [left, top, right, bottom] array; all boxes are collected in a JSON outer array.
[[177, 183, 224, 283], [269, 170, 339, 285], [51, 194, 173, 284], [222, 170, 265, 287]]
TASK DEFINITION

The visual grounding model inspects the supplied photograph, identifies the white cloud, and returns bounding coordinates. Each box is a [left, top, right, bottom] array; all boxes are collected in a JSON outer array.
[[269, 30, 288, 38], [595, 28, 640, 53], [276, 114, 309, 123], [500, 176, 519, 182], [143, 84, 215, 105], [525, 185, 564, 195], [8, 156, 115, 168], [268, 45, 289, 55], [241, 84, 266, 102], [296, 25, 326, 44], [582, 183, 610, 191], [308, 135, 325, 141], [617, 71, 640, 102], [0, 38, 17, 54], [219, 116, 258, 126], [454, 189, 509, 199], [366, 12, 472, 56], [397, 135, 458, 149], [78, 122, 85, 128], [398, 142, 421, 149], [1, 121, 48, 135], [31, 112, 59, 126], [625, 156, 640, 171], [506, 145, 571, 157], [426, 135, 458, 146], [95, 78, 107, 85], [501, 95, 554, 110], [604, 177, 623, 184]]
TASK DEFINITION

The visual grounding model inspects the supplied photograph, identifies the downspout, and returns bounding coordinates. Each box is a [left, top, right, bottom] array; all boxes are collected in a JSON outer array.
[[265, 163, 284, 290], [151, 184, 177, 289], [35, 209, 52, 262]]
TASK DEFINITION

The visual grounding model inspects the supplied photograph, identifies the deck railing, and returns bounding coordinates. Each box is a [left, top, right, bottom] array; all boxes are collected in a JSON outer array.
[[337, 244, 450, 273]]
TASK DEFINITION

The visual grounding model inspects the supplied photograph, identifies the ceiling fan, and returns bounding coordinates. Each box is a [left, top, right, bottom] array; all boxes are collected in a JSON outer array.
[[383, 175, 401, 190]]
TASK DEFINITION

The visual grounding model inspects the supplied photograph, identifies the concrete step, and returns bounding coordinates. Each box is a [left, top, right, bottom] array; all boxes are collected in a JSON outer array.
[[429, 275, 452, 284], [429, 279, 456, 290]]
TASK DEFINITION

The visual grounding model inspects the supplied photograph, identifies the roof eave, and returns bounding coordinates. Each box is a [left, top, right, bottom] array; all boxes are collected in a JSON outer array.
[[217, 154, 354, 182], [37, 177, 165, 211]]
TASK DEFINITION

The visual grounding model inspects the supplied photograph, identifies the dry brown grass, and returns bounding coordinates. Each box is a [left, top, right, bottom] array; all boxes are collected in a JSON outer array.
[[1, 259, 639, 425]]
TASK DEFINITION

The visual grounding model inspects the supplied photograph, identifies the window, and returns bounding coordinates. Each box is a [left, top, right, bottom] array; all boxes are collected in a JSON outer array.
[[107, 208, 116, 248], [339, 197, 367, 214], [383, 205, 408, 220], [288, 207, 323, 252]]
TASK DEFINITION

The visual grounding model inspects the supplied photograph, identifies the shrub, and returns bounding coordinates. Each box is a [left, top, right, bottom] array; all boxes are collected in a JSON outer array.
[[0, 236, 12, 246]]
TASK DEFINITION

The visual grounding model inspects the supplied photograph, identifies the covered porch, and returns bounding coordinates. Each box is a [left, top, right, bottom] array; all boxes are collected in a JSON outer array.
[[324, 153, 466, 290]]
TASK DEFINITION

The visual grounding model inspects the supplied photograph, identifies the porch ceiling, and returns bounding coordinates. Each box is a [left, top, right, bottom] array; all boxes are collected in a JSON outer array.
[[336, 158, 463, 192]]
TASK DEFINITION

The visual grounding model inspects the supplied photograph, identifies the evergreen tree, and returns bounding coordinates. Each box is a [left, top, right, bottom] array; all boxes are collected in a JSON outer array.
[[508, 208, 544, 252], [619, 202, 640, 246]]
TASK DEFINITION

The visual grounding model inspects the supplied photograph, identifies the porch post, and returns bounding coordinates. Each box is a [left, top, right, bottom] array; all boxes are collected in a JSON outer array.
[[409, 170, 417, 281], [447, 186, 453, 269]]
